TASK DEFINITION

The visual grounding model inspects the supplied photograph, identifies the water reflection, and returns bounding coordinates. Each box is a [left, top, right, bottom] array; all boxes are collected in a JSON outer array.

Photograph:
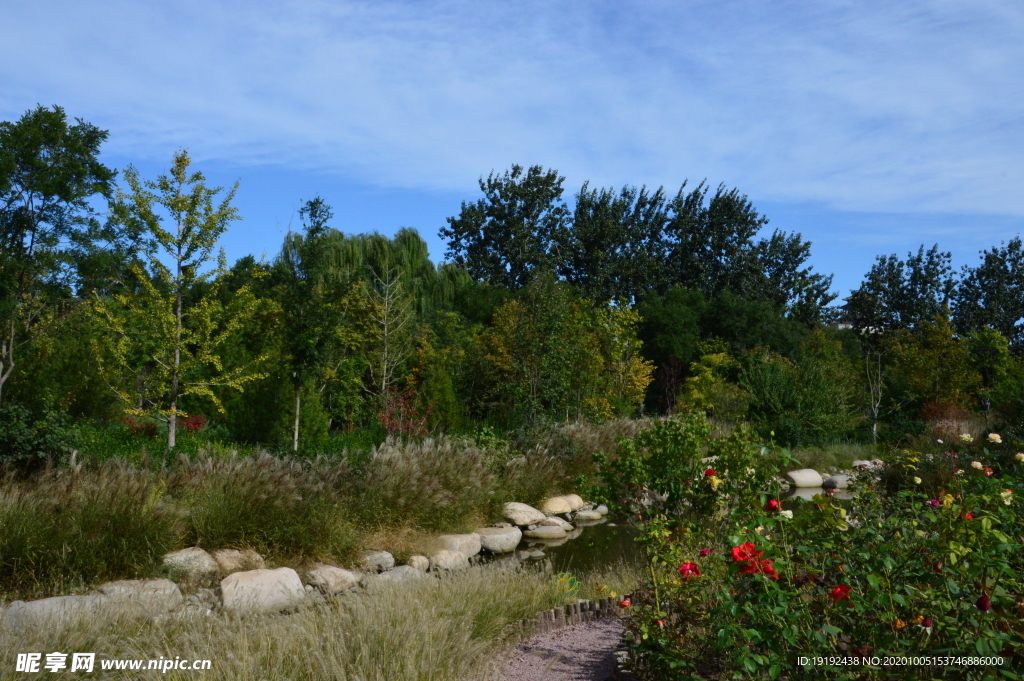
[[513, 520, 640, 573]]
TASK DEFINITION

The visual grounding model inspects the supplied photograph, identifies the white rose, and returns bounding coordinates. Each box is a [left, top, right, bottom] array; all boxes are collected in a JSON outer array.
[[779, 510, 793, 519]]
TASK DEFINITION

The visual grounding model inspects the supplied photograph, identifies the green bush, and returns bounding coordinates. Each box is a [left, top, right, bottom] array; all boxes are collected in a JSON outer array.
[[0, 404, 78, 468]]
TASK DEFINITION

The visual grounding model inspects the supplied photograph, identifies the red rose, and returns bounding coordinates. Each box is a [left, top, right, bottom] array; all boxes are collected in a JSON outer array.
[[679, 562, 701, 580], [959, 511, 974, 520], [619, 599, 631, 608], [699, 548, 711, 557], [731, 542, 762, 562], [828, 585, 852, 604], [656, 620, 665, 626], [704, 468, 716, 477], [765, 499, 780, 512], [976, 594, 991, 612]]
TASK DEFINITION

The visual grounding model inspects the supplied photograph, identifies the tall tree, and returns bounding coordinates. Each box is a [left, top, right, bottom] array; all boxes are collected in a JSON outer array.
[[90, 150, 263, 449], [559, 183, 668, 303], [953, 237, 1024, 349], [441, 165, 569, 289], [275, 196, 344, 451], [846, 244, 956, 331], [0, 105, 114, 405]]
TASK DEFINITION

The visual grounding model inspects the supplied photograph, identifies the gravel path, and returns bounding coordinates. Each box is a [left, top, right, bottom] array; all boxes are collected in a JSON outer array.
[[499, 618, 623, 681]]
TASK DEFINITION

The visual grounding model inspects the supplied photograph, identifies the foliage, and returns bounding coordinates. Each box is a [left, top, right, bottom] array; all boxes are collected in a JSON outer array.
[[0, 105, 115, 405], [889, 311, 981, 413], [0, 403, 78, 467]]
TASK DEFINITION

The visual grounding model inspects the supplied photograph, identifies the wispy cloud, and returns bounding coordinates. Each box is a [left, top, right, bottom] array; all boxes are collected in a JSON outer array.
[[2, 0, 1023, 216]]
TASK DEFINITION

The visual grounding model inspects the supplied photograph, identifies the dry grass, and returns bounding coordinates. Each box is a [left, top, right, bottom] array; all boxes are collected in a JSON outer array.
[[0, 562, 631, 681]]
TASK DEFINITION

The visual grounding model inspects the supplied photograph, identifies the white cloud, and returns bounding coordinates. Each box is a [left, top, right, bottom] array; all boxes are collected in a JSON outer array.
[[2, 0, 1023, 215]]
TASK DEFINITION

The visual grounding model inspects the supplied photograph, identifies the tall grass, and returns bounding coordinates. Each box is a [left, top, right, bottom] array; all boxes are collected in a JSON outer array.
[[0, 461, 179, 597], [0, 563, 619, 681], [785, 443, 879, 474]]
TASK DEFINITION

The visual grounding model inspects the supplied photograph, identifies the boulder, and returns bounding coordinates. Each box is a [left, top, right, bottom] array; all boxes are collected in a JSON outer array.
[[503, 502, 547, 526], [429, 550, 469, 571], [822, 474, 851, 490], [540, 496, 573, 514], [563, 494, 585, 511], [363, 565, 426, 587], [220, 568, 305, 613], [784, 469, 824, 488], [358, 550, 395, 573], [211, 549, 265, 575], [162, 547, 219, 586], [524, 525, 567, 540], [436, 533, 482, 558], [407, 555, 430, 571], [574, 509, 603, 522], [2, 595, 108, 629], [595, 504, 609, 516], [476, 526, 522, 553], [538, 517, 573, 530], [304, 565, 361, 594], [97, 579, 183, 614]]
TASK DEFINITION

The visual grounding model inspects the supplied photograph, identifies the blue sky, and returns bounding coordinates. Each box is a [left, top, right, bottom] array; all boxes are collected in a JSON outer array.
[[2, 0, 1022, 296]]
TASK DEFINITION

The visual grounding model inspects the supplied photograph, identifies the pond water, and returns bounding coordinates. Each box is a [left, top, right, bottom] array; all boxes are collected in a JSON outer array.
[[512, 521, 641, 573]]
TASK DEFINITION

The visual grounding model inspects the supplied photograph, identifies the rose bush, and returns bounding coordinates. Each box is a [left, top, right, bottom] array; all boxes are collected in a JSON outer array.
[[616, 417, 1024, 680]]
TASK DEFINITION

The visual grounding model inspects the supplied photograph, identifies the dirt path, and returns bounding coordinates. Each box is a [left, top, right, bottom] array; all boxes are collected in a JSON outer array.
[[499, 617, 623, 681]]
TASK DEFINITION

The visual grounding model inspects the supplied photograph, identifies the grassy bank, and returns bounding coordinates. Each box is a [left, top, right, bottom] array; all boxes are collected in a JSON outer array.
[[0, 562, 643, 681]]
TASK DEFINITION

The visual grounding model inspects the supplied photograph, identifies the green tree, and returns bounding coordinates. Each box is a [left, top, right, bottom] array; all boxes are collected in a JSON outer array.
[[89, 150, 264, 449], [275, 196, 346, 451], [847, 244, 956, 330], [888, 311, 980, 413], [560, 183, 668, 303], [441, 165, 569, 289], [0, 105, 115, 405], [964, 326, 1012, 424], [954, 237, 1024, 349]]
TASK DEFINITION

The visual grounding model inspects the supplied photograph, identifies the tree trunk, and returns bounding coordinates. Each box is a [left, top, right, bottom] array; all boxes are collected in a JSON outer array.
[[168, 394, 178, 450], [0, 318, 14, 408], [293, 383, 301, 452]]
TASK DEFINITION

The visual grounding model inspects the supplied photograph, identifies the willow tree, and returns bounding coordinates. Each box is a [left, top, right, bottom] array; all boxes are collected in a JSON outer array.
[[90, 150, 264, 449]]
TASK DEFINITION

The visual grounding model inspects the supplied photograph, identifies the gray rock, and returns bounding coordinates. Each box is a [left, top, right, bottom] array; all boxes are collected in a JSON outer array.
[[407, 555, 430, 571], [358, 550, 395, 573], [162, 547, 219, 586], [822, 474, 851, 490], [363, 565, 426, 587], [524, 525, 567, 540], [220, 568, 305, 613], [503, 502, 547, 526], [436, 533, 482, 557], [211, 548, 265, 575], [476, 526, 523, 553], [2, 595, 108, 629], [574, 509, 603, 522], [595, 504, 609, 516], [784, 469, 824, 488], [540, 496, 573, 514], [97, 579, 183, 614], [304, 565, 361, 594], [429, 550, 469, 571]]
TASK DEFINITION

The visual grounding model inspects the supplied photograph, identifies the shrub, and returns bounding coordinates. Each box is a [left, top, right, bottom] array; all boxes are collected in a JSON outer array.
[[0, 404, 78, 468], [621, 431, 1024, 679]]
